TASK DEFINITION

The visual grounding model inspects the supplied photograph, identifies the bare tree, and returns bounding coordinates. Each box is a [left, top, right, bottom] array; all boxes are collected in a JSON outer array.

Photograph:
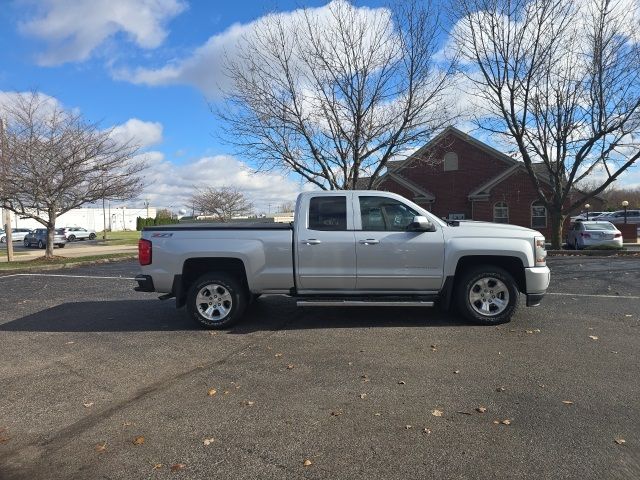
[[191, 186, 253, 222], [0, 91, 146, 258], [219, 0, 456, 190], [451, 0, 640, 247]]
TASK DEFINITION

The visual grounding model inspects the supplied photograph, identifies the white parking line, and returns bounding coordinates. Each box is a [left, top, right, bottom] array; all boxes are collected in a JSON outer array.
[[0, 273, 136, 280], [547, 292, 640, 299]]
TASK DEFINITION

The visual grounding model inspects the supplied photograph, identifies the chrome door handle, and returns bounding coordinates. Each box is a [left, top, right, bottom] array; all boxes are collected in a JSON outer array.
[[359, 239, 380, 245], [301, 239, 322, 245]]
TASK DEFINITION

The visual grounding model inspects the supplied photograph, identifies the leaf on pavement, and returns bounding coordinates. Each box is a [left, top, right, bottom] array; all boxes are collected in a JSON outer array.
[[83, 402, 94, 408], [588, 335, 599, 340], [476, 406, 487, 413], [501, 419, 512, 425], [405, 425, 413, 430], [132, 436, 145, 445], [303, 459, 313, 467], [152, 464, 163, 470], [562, 400, 574, 405], [275, 353, 283, 357], [423, 428, 432, 434], [243, 400, 255, 406], [359, 393, 367, 399], [203, 438, 215, 446], [496, 386, 506, 392], [330, 410, 343, 416], [614, 438, 626, 445], [431, 409, 443, 417], [286, 364, 295, 370], [453, 370, 460, 374], [207, 388, 217, 397], [95, 442, 107, 452], [398, 380, 406, 385], [374, 412, 382, 416], [170, 463, 186, 471]]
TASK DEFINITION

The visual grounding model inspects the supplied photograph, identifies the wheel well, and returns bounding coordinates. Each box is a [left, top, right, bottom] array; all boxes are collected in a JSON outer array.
[[180, 257, 249, 306], [454, 256, 526, 293]]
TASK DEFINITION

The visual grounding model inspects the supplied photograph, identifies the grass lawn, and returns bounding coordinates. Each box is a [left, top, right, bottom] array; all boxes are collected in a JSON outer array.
[[96, 230, 140, 245], [0, 252, 135, 271]]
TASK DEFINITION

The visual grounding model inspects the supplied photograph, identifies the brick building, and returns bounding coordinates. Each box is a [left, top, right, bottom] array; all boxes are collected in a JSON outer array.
[[359, 127, 603, 239]]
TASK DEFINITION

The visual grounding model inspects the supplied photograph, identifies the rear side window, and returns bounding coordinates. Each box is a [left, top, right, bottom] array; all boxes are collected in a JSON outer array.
[[55, 229, 65, 234], [308, 196, 347, 231]]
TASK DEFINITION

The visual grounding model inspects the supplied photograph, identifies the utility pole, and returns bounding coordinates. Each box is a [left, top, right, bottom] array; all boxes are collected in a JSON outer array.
[[0, 118, 14, 262]]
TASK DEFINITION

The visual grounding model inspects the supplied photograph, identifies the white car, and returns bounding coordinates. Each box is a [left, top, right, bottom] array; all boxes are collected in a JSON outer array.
[[0, 228, 32, 243], [566, 221, 622, 249], [61, 227, 97, 241]]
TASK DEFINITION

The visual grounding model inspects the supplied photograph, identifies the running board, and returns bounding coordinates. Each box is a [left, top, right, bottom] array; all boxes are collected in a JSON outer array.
[[297, 300, 434, 307]]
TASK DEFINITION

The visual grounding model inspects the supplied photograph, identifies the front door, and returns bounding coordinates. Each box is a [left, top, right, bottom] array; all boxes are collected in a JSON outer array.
[[296, 194, 357, 291], [354, 194, 444, 291]]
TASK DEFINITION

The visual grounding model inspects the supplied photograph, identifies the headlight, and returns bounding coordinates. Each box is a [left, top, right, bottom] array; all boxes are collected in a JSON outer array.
[[534, 236, 546, 266]]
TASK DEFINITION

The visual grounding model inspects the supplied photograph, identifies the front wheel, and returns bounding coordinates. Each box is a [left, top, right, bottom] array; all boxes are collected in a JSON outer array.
[[57, 244, 65, 248], [37, 240, 45, 249], [88, 233, 96, 240], [67, 235, 76, 242], [456, 266, 519, 325], [186, 273, 248, 329], [23, 239, 30, 248]]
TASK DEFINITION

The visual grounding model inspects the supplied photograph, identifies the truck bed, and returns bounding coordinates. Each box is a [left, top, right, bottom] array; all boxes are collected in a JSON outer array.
[[144, 222, 293, 231]]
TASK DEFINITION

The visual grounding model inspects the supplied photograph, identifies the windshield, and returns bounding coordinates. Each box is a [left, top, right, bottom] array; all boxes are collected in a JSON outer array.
[[584, 222, 616, 231]]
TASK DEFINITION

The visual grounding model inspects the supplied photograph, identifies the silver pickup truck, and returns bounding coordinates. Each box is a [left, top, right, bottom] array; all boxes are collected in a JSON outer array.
[[135, 191, 550, 329]]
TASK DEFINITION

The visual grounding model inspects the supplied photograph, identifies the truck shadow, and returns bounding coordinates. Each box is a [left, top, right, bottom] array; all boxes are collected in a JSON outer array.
[[0, 296, 474, 333]]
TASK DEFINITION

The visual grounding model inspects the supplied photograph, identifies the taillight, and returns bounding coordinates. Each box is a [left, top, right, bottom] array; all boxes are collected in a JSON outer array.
[[139, 239, 152, 265], [580, 233, 591, 238]]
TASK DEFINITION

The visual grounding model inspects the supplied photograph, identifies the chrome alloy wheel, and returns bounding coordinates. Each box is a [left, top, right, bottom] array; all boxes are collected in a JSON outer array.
[[468, 276, 509, 316], [195, 283, 233, 321]]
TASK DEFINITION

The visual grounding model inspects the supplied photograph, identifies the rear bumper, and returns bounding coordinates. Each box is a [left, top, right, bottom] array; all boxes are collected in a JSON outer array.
[[134, 274, 155, 292]]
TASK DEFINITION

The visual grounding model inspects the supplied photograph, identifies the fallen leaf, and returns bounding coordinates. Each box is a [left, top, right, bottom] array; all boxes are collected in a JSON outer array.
[[526, 330, 533, 334], [614, 438, 626, 445], [562, 400, 574, 405], [286, 364, 295, 370], [453, 370, 460, 374], [533, 329, 541, 333], [348, 362, 353, 366], [65, 341, 75, 345], [303, 459, 313, 467], [430, 344, 437, 349], [95, 442, 107, 452], [83, 402, 94, 408], [588, 335, 599, 340], [398, 380, 406, 385], [243, 400, 255, 406], [476, 406, 487, 413], [171, 463, 186, 471], [501, 419, 512, 425], [496, 386, 506, 392], [538, 384, 545, 388], [493, 420, 500, 424], [374, 412, 382, 416], [122, 421, 132, 427], [330, 409, 343, 416], [625, 314, 632, 317], [223, 390, 230, 395], [405, 425, 413, 430], [203, 438, 214, 446], [152, 464, 163, 470], [423, 428, 432, 434], [132, 436, 145, 445], [431, 409, 443, 417], [275, 353, 283, 357], [209, 331, 217, 335], [359, 393, 367, 399], [207, 388, 217, 397]]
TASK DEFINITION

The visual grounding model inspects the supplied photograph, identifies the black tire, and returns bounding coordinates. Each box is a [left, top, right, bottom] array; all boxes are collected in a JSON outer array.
[[37, 240, 45, 249], [456, 265, 519, 325], [89, 233, 96, 240], [23, 239, 30, 248], [186, 272, 248, 329], [57, 244, 65, 248], [67, 235, 76, 242]]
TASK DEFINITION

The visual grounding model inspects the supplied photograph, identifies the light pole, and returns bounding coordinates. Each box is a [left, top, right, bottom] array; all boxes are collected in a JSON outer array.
[[584, 203, 590, 221], [622, 200, 629, 224]]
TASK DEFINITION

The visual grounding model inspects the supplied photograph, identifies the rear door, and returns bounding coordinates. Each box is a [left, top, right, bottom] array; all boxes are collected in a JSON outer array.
[[354, 194, 445, 291], [295, 193, 357, 291]]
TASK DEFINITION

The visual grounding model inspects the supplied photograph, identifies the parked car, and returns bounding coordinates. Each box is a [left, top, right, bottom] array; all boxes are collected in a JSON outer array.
[[566, 221, 622, 249], [0, 228, 32, 243], [61, 227, 96, 241], [570, 212, 605, 222], [23, 228, 67, 249], [595, 209, 640, 224]]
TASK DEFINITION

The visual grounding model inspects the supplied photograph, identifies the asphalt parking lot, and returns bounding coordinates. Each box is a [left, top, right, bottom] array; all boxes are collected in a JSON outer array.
[[0, 257, 638, 479]]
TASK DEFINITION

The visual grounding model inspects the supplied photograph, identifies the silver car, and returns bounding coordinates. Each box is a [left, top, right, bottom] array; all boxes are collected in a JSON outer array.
[[23, 228, 68, 249], [598, 209, 640, 224], [61, 227, 97, 241], [0, 228, 32, 243], [566, 221, 622, 249]]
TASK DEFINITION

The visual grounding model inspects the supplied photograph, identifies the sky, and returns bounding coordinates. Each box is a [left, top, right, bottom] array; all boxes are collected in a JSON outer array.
[[0, 0, 638, 214]]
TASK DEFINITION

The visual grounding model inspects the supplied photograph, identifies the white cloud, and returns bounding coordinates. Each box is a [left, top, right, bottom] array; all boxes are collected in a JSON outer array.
[[19, 0, 187, 66], [138, 153, 314, 213], [114, 0, 390, 99], [110, 118, 163, 148]]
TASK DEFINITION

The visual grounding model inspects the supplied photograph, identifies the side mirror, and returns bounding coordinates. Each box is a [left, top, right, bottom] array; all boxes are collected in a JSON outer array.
[[407, 215, 435, 232]]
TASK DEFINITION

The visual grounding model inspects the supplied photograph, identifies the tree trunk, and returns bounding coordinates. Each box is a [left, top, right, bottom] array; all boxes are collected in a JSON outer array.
[[45, 211, 57, 259], [549, 209, 565, 250]]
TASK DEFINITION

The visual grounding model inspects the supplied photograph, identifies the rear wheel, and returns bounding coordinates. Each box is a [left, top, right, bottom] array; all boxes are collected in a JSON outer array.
[[456, 265, 519, 325], [23, 239, 29, 248], [186, 272, 248, 329], [37, 240, 45, 249], [88, 233, 96, 240], [67, 234, 76, 241]]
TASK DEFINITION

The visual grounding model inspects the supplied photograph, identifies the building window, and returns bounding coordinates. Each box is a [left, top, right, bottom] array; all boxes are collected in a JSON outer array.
[[443, 152, 458, 171], [493, 202, 509, 223], [531, 201, 547, 228]]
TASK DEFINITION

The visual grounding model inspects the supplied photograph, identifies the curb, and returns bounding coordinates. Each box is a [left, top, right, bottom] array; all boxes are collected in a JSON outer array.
[[0, 255, 137, 275]]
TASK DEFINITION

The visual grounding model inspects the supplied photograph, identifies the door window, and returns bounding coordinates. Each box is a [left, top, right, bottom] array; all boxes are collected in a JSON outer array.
[[359, 196, 418, 231], [308, 196, 347, 231]]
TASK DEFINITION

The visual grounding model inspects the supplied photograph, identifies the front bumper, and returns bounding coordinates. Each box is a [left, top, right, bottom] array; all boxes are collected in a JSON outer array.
[[134, 274, 155, 292], [524, 266, 550, 307]]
